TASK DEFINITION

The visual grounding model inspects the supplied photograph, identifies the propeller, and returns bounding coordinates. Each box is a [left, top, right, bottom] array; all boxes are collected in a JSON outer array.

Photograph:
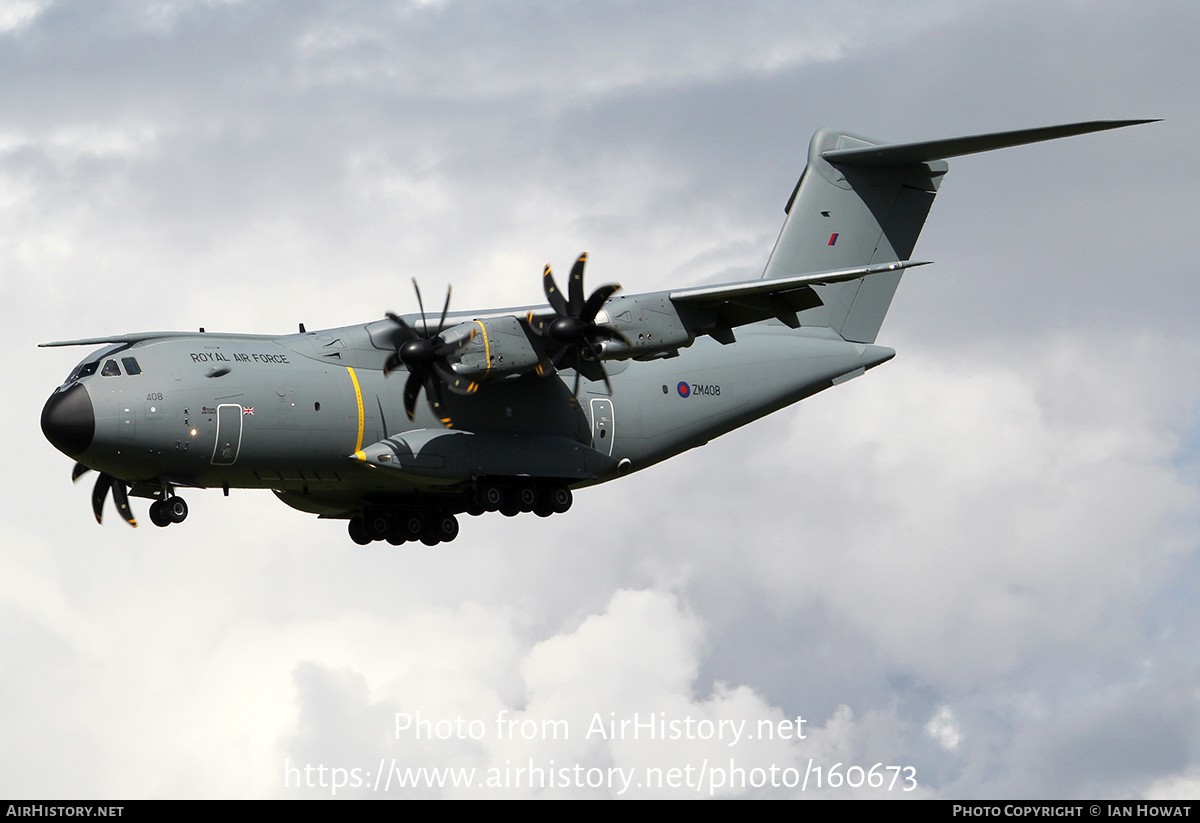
[[383, 280, 477, 426], [72, 463, 137, 527], [528, 253, 629, 396]]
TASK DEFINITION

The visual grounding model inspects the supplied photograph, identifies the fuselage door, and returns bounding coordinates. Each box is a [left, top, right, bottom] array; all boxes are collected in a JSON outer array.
[[211, 403, 244, 465], [589, 397, 615, 456]]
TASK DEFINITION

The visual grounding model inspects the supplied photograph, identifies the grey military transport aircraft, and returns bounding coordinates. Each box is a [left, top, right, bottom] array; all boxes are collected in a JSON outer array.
[[40, 120, 1152, 545]]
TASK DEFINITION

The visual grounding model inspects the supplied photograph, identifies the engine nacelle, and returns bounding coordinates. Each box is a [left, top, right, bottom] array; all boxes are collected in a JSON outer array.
[[449, 315, 544, 379], [594, 293, 694, 360]]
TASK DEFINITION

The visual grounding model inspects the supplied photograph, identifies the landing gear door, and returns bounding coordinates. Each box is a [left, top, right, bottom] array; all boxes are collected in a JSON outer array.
[[589, 398, 615, 456], [212, 404, 244, 465]]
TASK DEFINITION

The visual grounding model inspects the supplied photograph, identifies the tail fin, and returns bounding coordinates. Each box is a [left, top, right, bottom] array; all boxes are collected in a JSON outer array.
[[764, 120, 1155, 343]]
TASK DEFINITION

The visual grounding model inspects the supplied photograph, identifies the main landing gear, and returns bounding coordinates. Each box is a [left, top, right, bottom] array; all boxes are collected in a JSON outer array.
[[466, 479, 572, 519], [346, 479, 574, 546], [347, 511, 459, 547], [148, 495, 188, 528]]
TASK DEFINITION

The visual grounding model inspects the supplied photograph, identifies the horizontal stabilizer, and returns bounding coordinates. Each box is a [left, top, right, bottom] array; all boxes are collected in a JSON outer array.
[[821, 119, 1158, 167], [670, 260, 928, 304]]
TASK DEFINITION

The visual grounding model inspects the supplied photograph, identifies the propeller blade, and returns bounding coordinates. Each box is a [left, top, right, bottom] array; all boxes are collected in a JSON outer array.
[[526, 312, 552, 337], [568, 253, 587, 315], [424, 372, 451, 426], [543, 265, 568, 317], [385, 312, 420, 342], [411, 278, 428, 336], [599, 365, 613, 396], [110, 480, 137, 527], [433, 326, 475, 360], [581, 283, 620, 324], [383, 352, 403, 376], [584, 341, 615, 396], [403, 371, 423, 421], [588, 324, 631, 346], [433, 362, 479, 397], [72, 463, 92, 482], [435, 285, 452, 336], [91, 474, 111, 524]]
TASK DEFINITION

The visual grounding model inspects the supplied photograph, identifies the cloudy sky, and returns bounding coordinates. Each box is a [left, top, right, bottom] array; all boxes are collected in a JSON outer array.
[[3, 0, 1198, 799]]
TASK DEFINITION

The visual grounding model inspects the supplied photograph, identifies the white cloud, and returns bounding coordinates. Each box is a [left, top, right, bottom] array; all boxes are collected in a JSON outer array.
[[1142, 766, 1200, 801], [3, 0, 1199, 801], [926, 706, 963, 751], [0, 0, 47, 34]]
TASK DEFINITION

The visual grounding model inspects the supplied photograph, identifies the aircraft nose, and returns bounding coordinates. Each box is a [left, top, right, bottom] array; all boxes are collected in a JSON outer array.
[[41, 382, 95, 457]]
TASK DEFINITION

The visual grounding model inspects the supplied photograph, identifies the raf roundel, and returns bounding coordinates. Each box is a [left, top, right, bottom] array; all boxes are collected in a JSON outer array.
[[676, 381, 690, 398]]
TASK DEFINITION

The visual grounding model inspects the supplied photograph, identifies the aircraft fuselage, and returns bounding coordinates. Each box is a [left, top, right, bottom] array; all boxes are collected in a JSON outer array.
[[42, 318, 892, 525]]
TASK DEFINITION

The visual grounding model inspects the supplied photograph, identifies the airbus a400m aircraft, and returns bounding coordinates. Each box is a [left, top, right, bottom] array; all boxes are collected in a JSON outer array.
[[40, 120, 1150, 545]]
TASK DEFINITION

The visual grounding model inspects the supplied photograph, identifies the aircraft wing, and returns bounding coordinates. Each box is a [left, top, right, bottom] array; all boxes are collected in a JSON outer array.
[[39, 331, 279, 347], [665, 259, 928, 338]]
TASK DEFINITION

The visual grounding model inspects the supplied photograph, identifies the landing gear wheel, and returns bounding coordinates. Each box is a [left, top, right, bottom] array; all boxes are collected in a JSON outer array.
[[477, 480, 504, 512], [549, 484, 572, 514], [536, 483, 572, 517], [419, 517, 440, 546], [149, 499, 172, 527], [434, 514, 459, 543], [165, 497, 188, 524], [402, 514, 424, 540], [514, 482, 537, 513], [464, 491, 485, 517], [348, 517, 372, 545], [364, 513, 390, 542]]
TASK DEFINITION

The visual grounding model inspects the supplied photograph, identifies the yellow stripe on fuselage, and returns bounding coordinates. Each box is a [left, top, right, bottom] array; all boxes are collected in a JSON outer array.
[[346, 366, 364, 452]]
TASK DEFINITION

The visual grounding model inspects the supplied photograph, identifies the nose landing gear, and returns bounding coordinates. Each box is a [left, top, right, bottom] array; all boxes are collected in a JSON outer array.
[[149, 494, 188, 528]]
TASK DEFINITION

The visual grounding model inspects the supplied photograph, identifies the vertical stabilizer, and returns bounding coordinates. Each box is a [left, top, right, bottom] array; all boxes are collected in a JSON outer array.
[[762, 128, 946, 343], [764, 120, 1154, 343]]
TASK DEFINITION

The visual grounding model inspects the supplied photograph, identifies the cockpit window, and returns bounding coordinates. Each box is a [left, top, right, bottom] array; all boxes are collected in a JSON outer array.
[[121, 357, 142, 375], [101, 359, 121, 377], [76, 361, 99, 379]]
